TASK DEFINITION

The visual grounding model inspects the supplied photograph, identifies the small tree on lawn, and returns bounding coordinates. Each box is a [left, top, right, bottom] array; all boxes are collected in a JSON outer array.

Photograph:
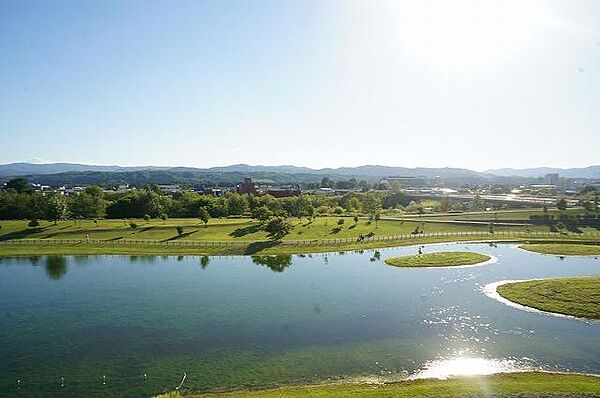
[[262, 216, 292, 240], [198, 207, 210, 227], [47, 195, 68, 225], [354, 215, 359, 225]]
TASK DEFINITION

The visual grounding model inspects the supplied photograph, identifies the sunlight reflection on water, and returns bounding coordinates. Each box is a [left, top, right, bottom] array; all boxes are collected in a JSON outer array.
[[411, 357, 530, 379]]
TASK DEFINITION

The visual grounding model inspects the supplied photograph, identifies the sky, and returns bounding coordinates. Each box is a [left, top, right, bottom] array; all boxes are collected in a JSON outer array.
[[1, 0, 599, 171]]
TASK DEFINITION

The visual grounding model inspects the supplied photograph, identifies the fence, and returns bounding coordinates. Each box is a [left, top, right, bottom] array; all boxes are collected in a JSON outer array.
[[1, 230, 599, 248]]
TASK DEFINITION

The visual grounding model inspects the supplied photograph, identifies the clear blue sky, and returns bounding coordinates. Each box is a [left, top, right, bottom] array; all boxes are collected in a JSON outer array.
[[1, 0, 599, 170]]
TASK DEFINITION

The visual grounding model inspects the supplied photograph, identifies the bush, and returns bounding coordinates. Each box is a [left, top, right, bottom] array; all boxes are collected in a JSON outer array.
[[176, 225, 184, 235], [262, 216, 293, 240], [337, 218, 345, 225], [143, 214, 151, 221], [333, 206, 344, 215], [129, 222, 138, 229], [28, 219, 40, 228]]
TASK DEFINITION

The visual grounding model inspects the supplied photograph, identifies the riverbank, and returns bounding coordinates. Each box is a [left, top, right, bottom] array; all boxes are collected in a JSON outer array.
[[1, 217, 599, 256], [155, 372, 600, 397], [2, 235, 600, 257], [384, 251, 491, 268], [520, 243, 600, 256], [495, 276, 600, 320]]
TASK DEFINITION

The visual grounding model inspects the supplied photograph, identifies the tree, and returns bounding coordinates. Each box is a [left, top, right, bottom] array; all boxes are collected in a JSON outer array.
[[556, 198, 567, 211], [374, 211, 381, 227], [262, 216, 292, 240], [224, 192, 248, 215], [354, 215, 359, 225], [251, 205, 272, 222], [28, 218, 40, 227], [320, 177, 333, 188], [176, 225, 184, 235], [198, 207, 210, 227], [69, 191, 106, 219], [5, 178, 30, 193], [337, 218, 345, 225], [46, 195, 68, 224]]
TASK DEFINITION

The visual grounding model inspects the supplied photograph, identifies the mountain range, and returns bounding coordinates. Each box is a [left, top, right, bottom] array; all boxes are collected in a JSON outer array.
[[0, 162, 598, 187]]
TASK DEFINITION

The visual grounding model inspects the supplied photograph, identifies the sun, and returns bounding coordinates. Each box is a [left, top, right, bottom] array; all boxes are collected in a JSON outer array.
[[387, 0, 546, 72]]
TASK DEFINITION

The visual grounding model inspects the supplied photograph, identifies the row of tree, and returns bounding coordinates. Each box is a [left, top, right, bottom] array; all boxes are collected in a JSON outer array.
[[0, 179, 412, 222]]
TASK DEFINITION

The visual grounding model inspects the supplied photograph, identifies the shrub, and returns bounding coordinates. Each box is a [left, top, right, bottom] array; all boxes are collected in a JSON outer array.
[[28, 219, 40, 228], [337, 218, 345, 225], [176, 226, 184, 235], [262, 216, 292, 240], [144, 214, 151, 221], [129, 222, 138, 229], [333, 206, 344, 215]]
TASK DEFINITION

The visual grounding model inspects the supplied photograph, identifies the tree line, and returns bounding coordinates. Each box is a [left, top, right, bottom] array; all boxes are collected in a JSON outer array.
[[0, 178, 413, 223]]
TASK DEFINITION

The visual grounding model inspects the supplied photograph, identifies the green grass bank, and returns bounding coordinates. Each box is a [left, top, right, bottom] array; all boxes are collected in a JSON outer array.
[[385, 251, 491, 268], [1, 216, 599, 256], [497, 276, 600, 319], [520, 243, 600, 256], [155, 372, 600, 398]]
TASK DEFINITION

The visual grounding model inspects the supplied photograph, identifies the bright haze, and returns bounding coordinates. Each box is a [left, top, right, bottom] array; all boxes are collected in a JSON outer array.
[[1, 0, 599, 170]]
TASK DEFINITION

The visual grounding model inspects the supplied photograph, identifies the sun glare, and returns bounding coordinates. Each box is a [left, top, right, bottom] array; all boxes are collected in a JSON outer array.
[[389, 0, 545, 72], [411, 357, 525, 379]]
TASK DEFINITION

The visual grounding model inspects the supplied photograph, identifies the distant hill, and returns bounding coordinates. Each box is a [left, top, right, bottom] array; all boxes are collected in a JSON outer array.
[[0, 162, 161, 176], [485, 166, 600, 179], [1, 162, 597, 187], [0, 162, 495, 186]]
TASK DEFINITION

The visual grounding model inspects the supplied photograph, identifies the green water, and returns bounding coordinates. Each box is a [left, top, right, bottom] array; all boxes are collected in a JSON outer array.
[[0, 243, 599, 397]]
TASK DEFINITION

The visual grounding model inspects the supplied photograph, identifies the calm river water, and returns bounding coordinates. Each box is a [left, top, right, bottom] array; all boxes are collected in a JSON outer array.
[[0, 243, 599, 397]]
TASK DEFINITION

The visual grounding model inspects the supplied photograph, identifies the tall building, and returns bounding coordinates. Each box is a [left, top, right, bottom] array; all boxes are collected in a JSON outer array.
[[545, 173, 559, 185], [236, 177, 257, 194]]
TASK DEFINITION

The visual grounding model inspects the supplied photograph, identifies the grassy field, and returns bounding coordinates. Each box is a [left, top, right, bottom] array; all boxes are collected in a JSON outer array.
[[520, 243, 600, 256], [1, 215, 599, 256], [0, 216, 545, 242], [497, 276, 600, 319], [399, 208, 590, 222], [154, 372, 600, 398], [384, 251, 491, 268]]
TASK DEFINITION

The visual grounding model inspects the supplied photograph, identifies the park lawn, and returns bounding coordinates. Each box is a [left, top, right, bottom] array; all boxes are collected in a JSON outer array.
[[520, 243, 600, 256], [156, 372, 600, 398], [0, 217, 539, 244], [497, 276, 600, 319], [405, 208, 588, 222], [384, 251, 491, 268]]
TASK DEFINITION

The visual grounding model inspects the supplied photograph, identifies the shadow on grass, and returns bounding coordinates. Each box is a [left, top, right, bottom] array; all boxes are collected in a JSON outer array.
[[229, 224, 262, 238], [163, 229, 201, 241], [0, 227, 47, 241], [244, 240, 281, 255]]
